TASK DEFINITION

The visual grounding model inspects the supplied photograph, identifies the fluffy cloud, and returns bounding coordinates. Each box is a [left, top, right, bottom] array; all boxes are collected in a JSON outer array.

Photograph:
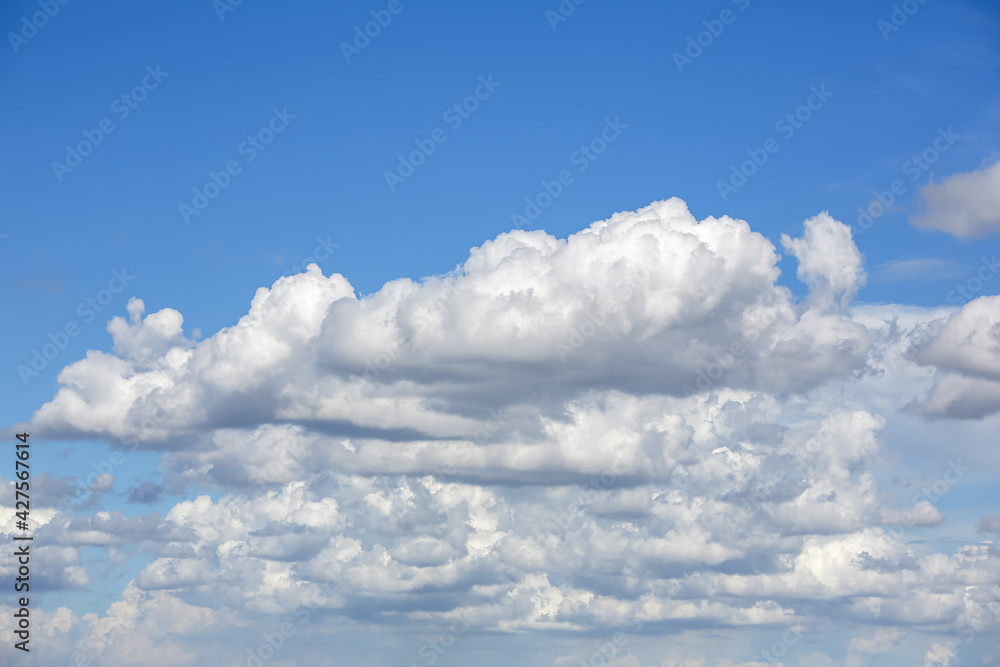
[[781, 211, 866, 310], [916, 642, 957, 667], [846, 627, 906, 666], [979, 515, 1000, 536], [28, 199, 872, 449], [13, 199, 1000, 664], [911, 295, 1000, 419], [910, 160, 1000, 238]]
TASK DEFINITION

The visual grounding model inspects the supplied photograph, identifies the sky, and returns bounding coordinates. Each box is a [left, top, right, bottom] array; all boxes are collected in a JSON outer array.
[[1, 0, 1000, 665]]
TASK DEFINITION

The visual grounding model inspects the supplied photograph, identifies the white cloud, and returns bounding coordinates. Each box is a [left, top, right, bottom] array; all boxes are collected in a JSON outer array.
[[781, 211, 866, 310], [911, 295, 1000, 419], [107, 297, 192, 369], [979, 514, 1000, 535], [14, 199, 1000, 664], [913, 295, 1000, 381], [910, 159, 1000, 238], [29, 199, 875, 450], [847, 626, 906, 666]]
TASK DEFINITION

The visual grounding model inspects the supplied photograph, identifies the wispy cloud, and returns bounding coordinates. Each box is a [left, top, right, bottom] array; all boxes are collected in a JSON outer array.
[[870, 258, 968, 283]]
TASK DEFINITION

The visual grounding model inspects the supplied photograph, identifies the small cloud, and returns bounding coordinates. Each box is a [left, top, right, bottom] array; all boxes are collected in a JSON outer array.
[[126, 481, 166, 504], [919, 642, 956, 667], [910, 159, 1000, 238], [780, 211, 865, 310], [92, 473, 115, 492], [870, 258, 967, 283], [978, 514, 1000, 536]]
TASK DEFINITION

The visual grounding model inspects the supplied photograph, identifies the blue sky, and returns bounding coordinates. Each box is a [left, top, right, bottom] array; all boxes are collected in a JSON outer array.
[[2, 1, 1000, 665]]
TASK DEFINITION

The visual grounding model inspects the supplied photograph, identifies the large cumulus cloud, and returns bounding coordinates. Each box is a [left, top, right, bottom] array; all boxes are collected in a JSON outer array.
[[8, 199, 1000, 665], [27, 198, 872, 449]]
